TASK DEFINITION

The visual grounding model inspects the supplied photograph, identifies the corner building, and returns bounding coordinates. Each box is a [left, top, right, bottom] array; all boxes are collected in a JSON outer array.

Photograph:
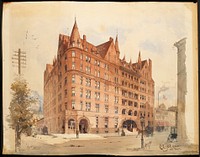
[[43, 20, 155, 134]]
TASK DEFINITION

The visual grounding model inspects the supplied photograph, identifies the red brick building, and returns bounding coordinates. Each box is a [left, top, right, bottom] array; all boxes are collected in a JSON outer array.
[[43, 20, 155, 134]]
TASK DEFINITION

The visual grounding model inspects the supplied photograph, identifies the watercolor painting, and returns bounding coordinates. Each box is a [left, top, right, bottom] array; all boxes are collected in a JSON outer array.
[[2, 2, 199, 155]]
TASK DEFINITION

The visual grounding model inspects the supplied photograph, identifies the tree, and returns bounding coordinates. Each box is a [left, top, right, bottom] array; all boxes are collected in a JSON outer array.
[[8, 77, 38, 152]]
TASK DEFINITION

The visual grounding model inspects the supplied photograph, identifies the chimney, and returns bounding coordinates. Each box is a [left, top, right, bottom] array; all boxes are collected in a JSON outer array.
[[148, 59, 152, 77], [109, 37, 113, 42], [83, 35, 86, 41]]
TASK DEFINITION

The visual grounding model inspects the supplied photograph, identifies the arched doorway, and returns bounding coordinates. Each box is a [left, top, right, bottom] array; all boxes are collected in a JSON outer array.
[[122, 120, 137, 132], [79, 119, 89, 133]]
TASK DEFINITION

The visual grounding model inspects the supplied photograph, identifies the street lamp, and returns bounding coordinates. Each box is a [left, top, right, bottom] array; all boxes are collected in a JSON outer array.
[[140, 116, 145, 149]]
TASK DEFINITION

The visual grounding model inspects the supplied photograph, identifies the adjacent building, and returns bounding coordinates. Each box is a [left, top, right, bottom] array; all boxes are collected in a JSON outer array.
[[43, 20, 155, 134], [154, 104, 176, 132]]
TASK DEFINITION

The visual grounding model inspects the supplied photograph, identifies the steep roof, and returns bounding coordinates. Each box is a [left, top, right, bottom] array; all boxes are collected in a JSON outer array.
[[96, 40, 112, 58], [70, 20, 81, 43]]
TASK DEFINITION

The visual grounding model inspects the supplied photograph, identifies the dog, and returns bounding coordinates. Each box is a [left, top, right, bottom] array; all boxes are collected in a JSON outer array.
[[144, 141, 152, 149]]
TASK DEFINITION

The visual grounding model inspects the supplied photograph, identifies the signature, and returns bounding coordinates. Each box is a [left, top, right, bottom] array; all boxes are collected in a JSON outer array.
[[159, 143, 181, 152]]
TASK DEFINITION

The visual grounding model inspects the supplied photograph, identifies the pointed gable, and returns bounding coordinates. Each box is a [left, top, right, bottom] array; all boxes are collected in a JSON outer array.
[[96, 40, 112, 58]]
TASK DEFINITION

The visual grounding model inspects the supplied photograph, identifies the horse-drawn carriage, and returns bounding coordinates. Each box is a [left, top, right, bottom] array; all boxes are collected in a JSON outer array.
[[167, 127, 177, 142]]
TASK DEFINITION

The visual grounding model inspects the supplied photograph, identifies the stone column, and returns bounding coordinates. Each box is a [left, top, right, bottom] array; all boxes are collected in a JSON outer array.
[[174, 38, 188, 143]]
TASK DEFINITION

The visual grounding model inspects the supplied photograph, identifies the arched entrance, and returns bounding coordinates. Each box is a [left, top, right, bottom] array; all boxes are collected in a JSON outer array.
[[122, 120, 137, 132], [79, 119, 89, 133]]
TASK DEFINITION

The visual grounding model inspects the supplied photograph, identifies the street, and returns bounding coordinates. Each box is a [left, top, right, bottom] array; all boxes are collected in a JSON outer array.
[[15, 131, 198, 155]]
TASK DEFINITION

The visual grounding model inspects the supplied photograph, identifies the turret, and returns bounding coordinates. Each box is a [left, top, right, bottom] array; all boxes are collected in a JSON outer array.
[[69, 19, 82, 48]]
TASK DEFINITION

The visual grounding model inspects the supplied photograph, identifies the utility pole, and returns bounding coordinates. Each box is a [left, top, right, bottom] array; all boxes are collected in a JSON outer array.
[[11, 48, 26, 152], [12, 48, 26, 75]]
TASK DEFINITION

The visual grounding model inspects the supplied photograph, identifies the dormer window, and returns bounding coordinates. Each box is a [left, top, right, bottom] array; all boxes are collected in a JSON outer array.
[[72, 42, 75, 47]]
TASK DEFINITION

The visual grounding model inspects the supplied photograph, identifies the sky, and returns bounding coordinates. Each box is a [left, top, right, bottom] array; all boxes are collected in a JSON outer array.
[[3, 2, 198, 144]]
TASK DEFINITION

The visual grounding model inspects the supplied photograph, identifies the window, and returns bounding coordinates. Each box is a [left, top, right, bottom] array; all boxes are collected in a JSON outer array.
[[64, 77, 67, 85], [134, 102, 138, 107], [134, 111, 137, 116], [134, 93, 138, 99], [80, 76, 83, 85], [114, 77, 118, 83], [86, 102, 91, 111], [68, 119, 75, 129], [95, 60, 100, 66], [140, 95, 146, 100], [129, 92, 133, 98], [72, 62, 75, 69], [115, 87, 119, 94], [80, 101, 83, 110], [80, 63, 83, 71], [65, 53, 67, 60], [122, 90, 127, 97], [104, 73, 109, 80], [95, 104, 100, 112], [86, 66, 91, 73], [95, 81, 100, 89], [95, 92, 100, 100], [104, 63, 109, 70], [86, 90, 91, 99], [72, 74, 75, 83], [72, 100, 75, 109], [96, 117, 99, 128], [65, 102, 68, 109], [114, 107, 118, 114], [80, 53, 83, 60], [115, 68, 118, 74], [72, 87, 75, 96], [114, 118, 118, 128], [65, 89, 67, 97], [128, 110, 133, 116], [104, 94, 109, 102], [72, 51, 75, 57], [58, 72, 62, 81], [140, 80, 146, 85], [59, 104, 62, 112], [134, 85, 139, 90], [65, 65, 67, 73], [97, 71, 100, 77], [128, 101, 133, 106], [58, 93, 62, 102], [105, 117, 108, 128], [105, 105, 109, 113], [97, 61, 100, 67], [114, 96, 119, 104], [122, 99, 127, 105], [80, 88, 83, 97], [86, 56, 91, 63], [86, 78, 91, 87], [122, 109, 126, 115]]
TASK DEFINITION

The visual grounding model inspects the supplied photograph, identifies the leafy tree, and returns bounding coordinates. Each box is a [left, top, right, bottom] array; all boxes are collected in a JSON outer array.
[[8, 77, 38, 152]]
